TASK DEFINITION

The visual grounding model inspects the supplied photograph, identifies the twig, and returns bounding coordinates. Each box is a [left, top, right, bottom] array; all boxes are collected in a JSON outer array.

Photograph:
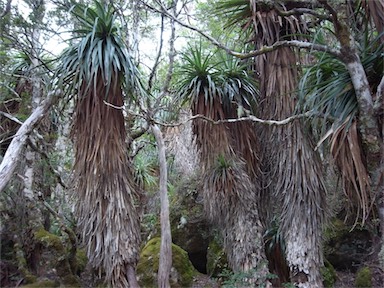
[[0, 111, 23, 125]]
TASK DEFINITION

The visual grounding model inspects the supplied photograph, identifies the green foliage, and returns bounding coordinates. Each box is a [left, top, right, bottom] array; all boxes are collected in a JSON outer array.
[[219, 265, 277, 288], [298, 30, 383, 135], [57, 0, 139, 100], [141, 213, 159, 239], [355, 266, 372, 288], [175, 43, 219, 107], [321, 259, 337, 288], [214, 0, 251, 32], [133, 147, 158, 191], [175, 44, 258, 113]]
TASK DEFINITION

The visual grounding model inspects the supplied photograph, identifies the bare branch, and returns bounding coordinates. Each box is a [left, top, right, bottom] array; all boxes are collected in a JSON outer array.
[[153, 111, 324, 128], [273, 5, 330, 21], [148, 14, 165, 90], [0, 111, 23, 125], [160, 0, 177, 97], [146, 0, 341, 59], [236, 40, 341, 59]]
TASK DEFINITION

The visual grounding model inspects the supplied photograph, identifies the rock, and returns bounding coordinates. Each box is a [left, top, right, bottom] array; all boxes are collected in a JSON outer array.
[[137, 237, 198, 287], [170, 178, 213, 274], [324, 219, 373, 271], [32, 227, 81, 287]]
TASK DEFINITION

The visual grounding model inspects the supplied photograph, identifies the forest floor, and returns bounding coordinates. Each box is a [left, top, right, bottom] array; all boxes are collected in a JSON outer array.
[[190, 266, 384, 288], [334, 267, 384, 288]]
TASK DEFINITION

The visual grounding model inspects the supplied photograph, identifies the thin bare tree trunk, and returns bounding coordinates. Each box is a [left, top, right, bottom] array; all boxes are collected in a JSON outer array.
[[152, 124, 172, 288]]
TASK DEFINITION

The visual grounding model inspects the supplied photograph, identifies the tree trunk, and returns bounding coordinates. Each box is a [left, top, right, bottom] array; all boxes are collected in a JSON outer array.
[[336, 13, 383, 256], [256, 44, 326, 287], [152, 124, 172, 288], [127, 264, 140, 288]]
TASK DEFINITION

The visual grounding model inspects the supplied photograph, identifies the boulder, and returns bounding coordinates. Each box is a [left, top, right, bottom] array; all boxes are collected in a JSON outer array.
[[137, 237, 198, 287]]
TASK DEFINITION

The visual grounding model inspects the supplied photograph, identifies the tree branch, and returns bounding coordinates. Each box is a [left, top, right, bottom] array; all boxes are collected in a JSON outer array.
[[235, 40, 341, 59], [152, 110, 327, 127], [148, 14, 165, 90], [0, 111, 23, 125], [0, 90, 60, 193], [0, 0, 12, 18], [273, 5, 330, 21], [146, 0, 341, 59]]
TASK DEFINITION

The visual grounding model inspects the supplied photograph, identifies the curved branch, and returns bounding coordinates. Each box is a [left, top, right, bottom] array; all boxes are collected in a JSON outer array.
[[236, 40, 341, 59], [152, 110, 331, 128]]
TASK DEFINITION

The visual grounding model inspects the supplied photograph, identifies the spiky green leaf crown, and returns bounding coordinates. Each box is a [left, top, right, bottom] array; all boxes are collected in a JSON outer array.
[[57, 0, 139, 100], [176, 44, 258, 114]]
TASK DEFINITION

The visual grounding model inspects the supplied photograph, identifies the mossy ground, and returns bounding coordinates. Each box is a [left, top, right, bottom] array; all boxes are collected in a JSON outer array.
[[137, 237, 198, 287], [321, 259, 337, 288], [355, 266, 372, 288]]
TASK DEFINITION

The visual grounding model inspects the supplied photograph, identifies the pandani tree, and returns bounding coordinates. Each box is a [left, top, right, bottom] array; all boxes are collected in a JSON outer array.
[[56, 2, 141, 287], [176, 45, 270, 284]]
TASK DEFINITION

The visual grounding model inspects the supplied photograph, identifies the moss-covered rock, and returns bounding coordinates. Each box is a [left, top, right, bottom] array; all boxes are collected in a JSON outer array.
[[14, 242, 37, 284], [321, 259, 337, 288], [169, 177, 212, 273], [33, 227, 81, 287], [137, 237, 198, 287], [355, 266, 372, 288]]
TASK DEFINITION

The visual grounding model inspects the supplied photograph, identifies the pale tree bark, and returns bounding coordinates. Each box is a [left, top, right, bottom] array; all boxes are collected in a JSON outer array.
[[0, 0, 11, 18], [152, 124, 172, 288], [21, 11, 42, 208], [161, 0, 176, 97], [0, 90, 58, 193]]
